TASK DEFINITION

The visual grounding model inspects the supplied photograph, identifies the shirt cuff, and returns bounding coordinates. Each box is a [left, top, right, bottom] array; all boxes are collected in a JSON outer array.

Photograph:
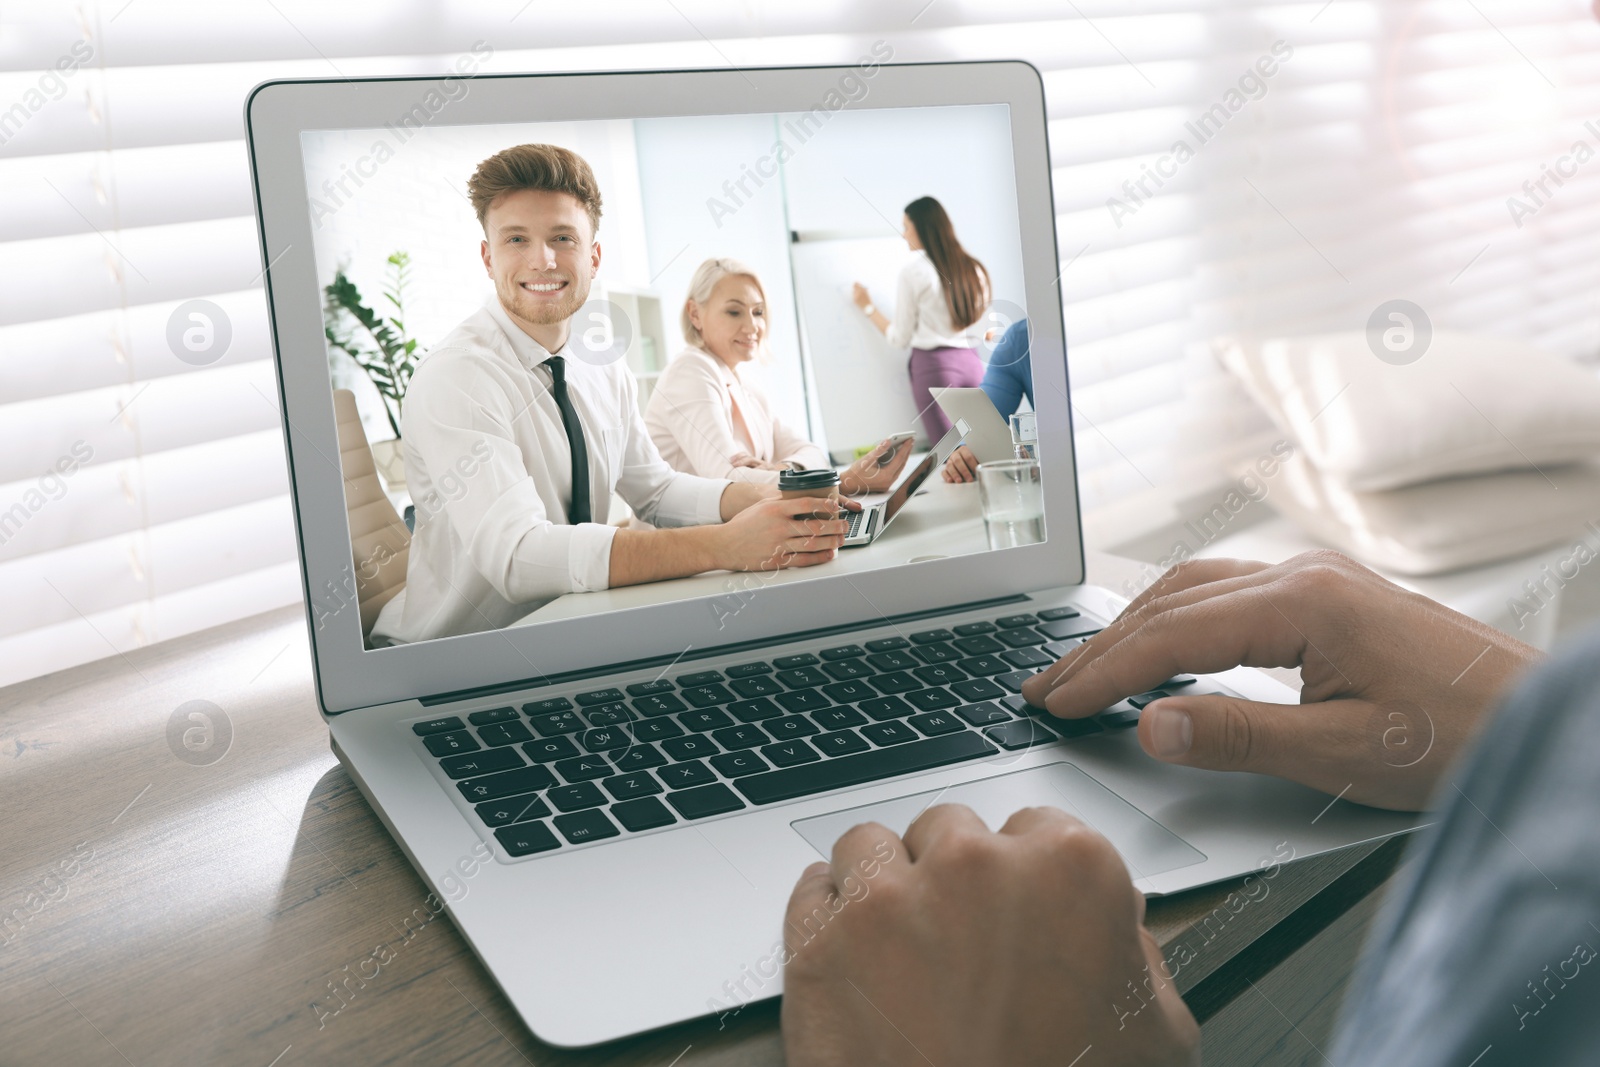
[[569, 521, 619, 592], [656, 473, 732, 527]]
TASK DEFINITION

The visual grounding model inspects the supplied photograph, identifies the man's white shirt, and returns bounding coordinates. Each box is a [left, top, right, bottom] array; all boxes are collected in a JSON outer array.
[[370, 297, 729, 644]]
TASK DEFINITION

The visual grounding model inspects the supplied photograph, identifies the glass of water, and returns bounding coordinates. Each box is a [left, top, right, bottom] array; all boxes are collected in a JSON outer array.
[[978, 459, 1045, 550], [1008, 411, 1038, 460]]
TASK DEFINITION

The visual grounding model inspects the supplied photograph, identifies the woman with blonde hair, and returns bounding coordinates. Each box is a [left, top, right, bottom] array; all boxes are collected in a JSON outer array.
[[646, 257, 911, 492]]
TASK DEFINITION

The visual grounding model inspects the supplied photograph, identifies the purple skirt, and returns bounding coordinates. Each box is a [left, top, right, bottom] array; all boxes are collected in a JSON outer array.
[[908, 346, 984, 440]]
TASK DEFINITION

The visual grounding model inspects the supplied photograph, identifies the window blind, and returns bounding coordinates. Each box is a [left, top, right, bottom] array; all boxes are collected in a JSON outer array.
[[3, 0, 1596, 687]]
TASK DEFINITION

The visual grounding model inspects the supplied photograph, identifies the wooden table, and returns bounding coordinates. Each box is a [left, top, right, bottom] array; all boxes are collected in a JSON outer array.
[[0, 557, 1409, 1066]]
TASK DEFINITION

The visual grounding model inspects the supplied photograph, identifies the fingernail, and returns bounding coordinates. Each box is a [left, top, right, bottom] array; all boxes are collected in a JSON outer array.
[[1146, 704, 1192, 759]]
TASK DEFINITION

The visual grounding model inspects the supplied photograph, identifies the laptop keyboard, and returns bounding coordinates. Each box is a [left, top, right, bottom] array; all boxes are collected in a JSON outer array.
[[408, 606, 1203, 859]]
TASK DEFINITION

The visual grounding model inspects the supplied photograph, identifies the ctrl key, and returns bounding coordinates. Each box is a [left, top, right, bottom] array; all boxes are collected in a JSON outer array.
[[554, 808, 621, 844], [494, 821, 561, 857]]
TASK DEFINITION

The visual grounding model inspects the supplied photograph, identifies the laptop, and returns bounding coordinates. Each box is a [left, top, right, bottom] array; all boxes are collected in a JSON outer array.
[[934, 386, 1017, 463], [246, 60, 1421, 1047], [840, 420, 967, 547]]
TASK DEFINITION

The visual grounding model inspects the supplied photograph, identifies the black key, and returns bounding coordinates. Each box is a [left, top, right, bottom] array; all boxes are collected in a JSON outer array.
[[728, 698, 785, 723], [995, 670, 1033, 693], [1037, 606, 1082, 621], [908, 711, 964, 737], [774, 653, 819, 669], [456, 764, 558, 802], [914, 663, 967, 687], [476, 795, 550, 828], [523, 697, 573, 716], [583, 703, 635, 727], [495, 822, 561, 856], [905, 687, 959, 712], [424, 730, 480, 757], [580, 727, 631, 753], [867, 651, 919, 672], [954, 635, 1005, 656], [677, 670, 725, 688], [777, 667, 829, 689], [909, 642, 961, 664], [983, 719, 1058, 750], [820, 644, 866, 660], [1100, 708, 1141, 730], [712, 724, 769, 750], [999, 695, 1045, 716], [761, 740, 822, 768], [996, 613, 1038, 628], [529, 710, 583, 736], [683, 684, 735, 708], [811, 706, 867, 730], [1039, 618, 1101, 641], [822, 659, 874, 682], [626, 679, 675, 697], [547, 781, 607, 812], [521, 736, 580, 763], [951, 677, 1006, 702], [662, 734, 719, 761], [954, 701, 1011, 726], [861, 721, 918, 746], [440, 748, 524, 779], [735, 732, 996, 805], [478, 721, 534, 747], [554, 753, 613, 782], [1129, 690, 1171, 710], [865, 636, 910, 652], [823, 679, 877, 703], [1164, 675, 1198, 688], [814, 729, 871, 756], [1001, 648, 1053, 669], [959, 654, 1011, 676], [871, 671, 922, 694], [631, 718, 685, 742], [1044, 639, 1082, 658], [910, 628, 954, 644], [633, 693, 687, 717], [1045, 716, 1105, 739], [666, 783, 746, 819], [612, 744, 668, 772], [725, 661, 774, 678], [611, 796, 677, 832], [997, 627, 1048, 649], [575, 688, 624, 706], [467, 707, 518, 726], [953, 621, 997, 636], [679, 708, 734, 732], [413, 716, 465, 736], [860, 696, 914, 721], [602, 770, 663, 800], [711, 751, 771, 777], [554, 808, 620, 843], [730, 676, 785, 699], [765, 715, 820, 740], [659, 759, 717, 789], [775, 689, 832, 714]]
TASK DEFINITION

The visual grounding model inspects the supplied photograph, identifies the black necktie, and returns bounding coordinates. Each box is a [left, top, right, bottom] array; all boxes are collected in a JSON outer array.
[[544, 356, 591, 525]]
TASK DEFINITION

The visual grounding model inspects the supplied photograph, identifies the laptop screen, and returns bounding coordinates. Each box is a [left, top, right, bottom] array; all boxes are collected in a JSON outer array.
[[299, 96, 1043, 650]]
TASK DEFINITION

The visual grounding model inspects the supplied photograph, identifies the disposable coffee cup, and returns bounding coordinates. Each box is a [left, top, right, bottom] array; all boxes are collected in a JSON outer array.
[[777, 468, 842, 505]]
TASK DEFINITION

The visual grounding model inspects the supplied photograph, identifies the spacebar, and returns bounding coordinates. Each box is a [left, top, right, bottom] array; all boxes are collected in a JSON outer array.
[[734, 732, 998, 805]]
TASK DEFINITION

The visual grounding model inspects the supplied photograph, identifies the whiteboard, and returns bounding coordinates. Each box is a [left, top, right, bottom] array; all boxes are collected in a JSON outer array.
[[789, 236, 930, 459]]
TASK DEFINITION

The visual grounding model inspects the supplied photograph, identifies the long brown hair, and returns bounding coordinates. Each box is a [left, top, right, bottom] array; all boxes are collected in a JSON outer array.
[[905, 196, 989, 331]]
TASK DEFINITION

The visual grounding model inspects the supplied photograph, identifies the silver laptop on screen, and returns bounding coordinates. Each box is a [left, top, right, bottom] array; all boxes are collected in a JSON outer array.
[[245, 59, 1420, 1047]]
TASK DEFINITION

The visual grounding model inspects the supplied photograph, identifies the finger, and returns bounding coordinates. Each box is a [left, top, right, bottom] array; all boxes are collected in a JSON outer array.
[[830, 821, 904, 888], [784, 861, 838, 955], [997, 804, 1086, 837], [781, 548, 838, 568], [900, 802, 989, 861], [1116, 558, 1272, 627], [1041, 587, 1309, 718]]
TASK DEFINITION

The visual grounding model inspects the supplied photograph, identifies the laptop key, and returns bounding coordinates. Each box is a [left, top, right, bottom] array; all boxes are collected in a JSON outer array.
[[662, 734, 719, 761], [712, 724, 769, 750], [711, 751, 771, 777], [812, 706, 868, 730], [1045, 716, 1105, 739], [957, 655, 1010, 677], [554, 753, 613, 782], [548, 781, 608, 812], [869, 671, 921, 694], [575, 688, 625, 707], [951, 677, 1006, 702], [954, 635, 1005, 656], [861, 721, 918, 746], [953, 621, 997, 636], [524, 697, 573, 716], [1163, 675, 1198, 688], [996, 613, 1039, 628], [679, 708, 734, 732], [728, 698, 785, 723], [633, 693, 687, 717], [765, 715, 820, 740], [602, 770, 663, 800], [909, 642, 961, 664], [730, 676, 784, 699], [529, 710, 583, 736], [860, 696, 913, 721], [659, 759, 717, 789], [677, 669, 724, 687], [413, 716, 465, 736], [612, 744, 668, 772], [910, 628, 954, 644], [440, 748, 524, 779], [983, 719, 1059, 750], [813, 729, 871, 756], [425, 730, 480, 757], [914, 663, 967, 687], [995, 670, 1033, 693], [626, 679, 675, 697], [777, 667, 829, 689], [905, 687, 959, 712], [477, 795, 550, 828], [683, 684, 735, 708], [611, 796, 677, 832], [666, 783, 746, 819], [507, 796, 552, 824], [775, 689, 831, 714], [554, 808, 620, 843], [774, 653, 820, 669], [820, 644, 866, 660], [1037, 606, 1082, 621], [865, 637, 910, 652], [467, 707, 518, 727], [954, 701, 1012, 726], [867, 651, 919, 672], [735, 732, 996, 805], [821, 659, 874, 682], [908, 711, 964, 737], [1100, 707, 1141, 730], [521, 737, 581, 763], [1039, 618, 1101, 641], [761, 740, 822, 768], [1001, 648, 1053, 670], [823, 679, 877, 703], [457, 764, 558, 802], [1129, 691, 1171, 710], [631, 718, 685, 742], [583, 703, 635, 727], [478, 721, 534, 747], [580, 727, 631, 753], [495, 822, 561, 856], [725, 661, 774, 678], [997, 627, 1048, 648]]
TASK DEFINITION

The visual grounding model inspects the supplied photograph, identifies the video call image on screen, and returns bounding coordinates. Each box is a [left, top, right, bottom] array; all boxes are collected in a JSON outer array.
[[300, 101, 1041, 649]]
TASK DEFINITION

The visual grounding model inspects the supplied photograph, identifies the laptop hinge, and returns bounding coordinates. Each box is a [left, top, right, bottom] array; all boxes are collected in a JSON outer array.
[[417, 592, 1031, 707]]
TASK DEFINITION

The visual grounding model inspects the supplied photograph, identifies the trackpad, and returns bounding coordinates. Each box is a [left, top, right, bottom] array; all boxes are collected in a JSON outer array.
[[791, 763, 1206, 879]]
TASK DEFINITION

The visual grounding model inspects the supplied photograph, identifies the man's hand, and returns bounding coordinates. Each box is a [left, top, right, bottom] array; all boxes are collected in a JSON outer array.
[[841, 438, 912, 494], [782, 805, 1199, 1067], [1021, 551, 1544, 810], [717, 480, 779, 521], [942, 443, 979, 483], [712, 495, 853, 572]]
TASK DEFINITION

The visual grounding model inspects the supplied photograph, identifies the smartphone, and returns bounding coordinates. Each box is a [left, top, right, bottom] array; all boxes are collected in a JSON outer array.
[[875, 432, 917, 467]]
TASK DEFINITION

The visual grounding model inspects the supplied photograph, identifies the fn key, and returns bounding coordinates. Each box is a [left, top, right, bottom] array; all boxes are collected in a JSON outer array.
[[494, 821, 561, 857]]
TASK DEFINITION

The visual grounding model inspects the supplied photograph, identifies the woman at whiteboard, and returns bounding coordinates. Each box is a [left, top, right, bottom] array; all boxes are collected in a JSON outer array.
[[852, 195, 991, 441], [646, 257, 912, 491]]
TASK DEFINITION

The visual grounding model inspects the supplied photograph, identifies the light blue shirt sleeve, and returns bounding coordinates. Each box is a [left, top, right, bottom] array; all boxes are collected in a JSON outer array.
[[979, 319, 1032, 417]]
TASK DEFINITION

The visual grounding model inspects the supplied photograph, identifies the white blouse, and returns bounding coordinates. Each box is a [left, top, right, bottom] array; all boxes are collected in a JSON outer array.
[[644, 346, 828, 484], [883, 249, 987, 351]]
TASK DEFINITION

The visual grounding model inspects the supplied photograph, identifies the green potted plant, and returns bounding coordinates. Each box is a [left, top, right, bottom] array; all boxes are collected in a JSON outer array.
[[323, 251, 421, 491]]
